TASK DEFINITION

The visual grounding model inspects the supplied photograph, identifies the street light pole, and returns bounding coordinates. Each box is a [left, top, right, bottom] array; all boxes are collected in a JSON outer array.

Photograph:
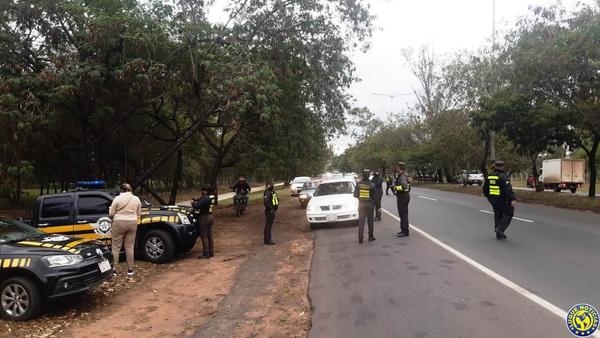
[[371, 92, 412, 115]]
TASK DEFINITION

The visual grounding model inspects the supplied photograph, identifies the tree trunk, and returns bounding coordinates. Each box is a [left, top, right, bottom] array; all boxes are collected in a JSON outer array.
[[531, 154, 542, 192], [588, 137, 599, 198], [480, 132, 491, 179], [168, 149, 183, 205]]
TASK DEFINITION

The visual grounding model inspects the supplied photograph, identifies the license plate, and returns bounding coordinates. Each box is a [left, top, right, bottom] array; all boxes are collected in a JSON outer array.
[[326, 215, 337, 221], [98, 260, 111, 273]]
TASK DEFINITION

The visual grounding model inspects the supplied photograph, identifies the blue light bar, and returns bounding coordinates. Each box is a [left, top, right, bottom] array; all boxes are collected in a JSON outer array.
[[76, 180, 106, 189]]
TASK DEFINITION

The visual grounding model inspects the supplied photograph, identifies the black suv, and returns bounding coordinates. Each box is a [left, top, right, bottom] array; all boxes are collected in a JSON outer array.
[[24, 191, 198, 263], [0, 217, 113, 320]]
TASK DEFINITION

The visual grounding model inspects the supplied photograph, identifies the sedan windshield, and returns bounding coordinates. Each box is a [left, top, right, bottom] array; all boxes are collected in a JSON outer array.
[[0, 217, 44, 244], [314, 182, 354, 196]]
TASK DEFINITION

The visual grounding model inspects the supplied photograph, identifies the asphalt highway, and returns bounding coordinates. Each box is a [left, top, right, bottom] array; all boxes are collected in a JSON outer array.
[[309, 187, 600, 338]]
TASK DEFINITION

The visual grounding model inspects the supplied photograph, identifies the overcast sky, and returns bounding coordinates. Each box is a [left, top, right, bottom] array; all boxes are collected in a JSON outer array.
[[208, 0, 586, 154]]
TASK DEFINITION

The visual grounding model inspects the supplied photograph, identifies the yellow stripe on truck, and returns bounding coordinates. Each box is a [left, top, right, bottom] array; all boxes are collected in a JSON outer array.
[[66, 238, 95, 248], [41, 225, 75, 234]]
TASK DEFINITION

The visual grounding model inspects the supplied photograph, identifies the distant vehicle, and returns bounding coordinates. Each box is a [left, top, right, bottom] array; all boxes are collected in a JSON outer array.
[[0, 217, 113, 320], [306, 178, 358, 228], [460, 170, 484, 186], [322, 172, 344, 180], [290, 176, 311, 196], [298, 181, 318, 209], [344, 172, 358, 180], [23, 190, 198, 264], [540, 159, 585, 193]]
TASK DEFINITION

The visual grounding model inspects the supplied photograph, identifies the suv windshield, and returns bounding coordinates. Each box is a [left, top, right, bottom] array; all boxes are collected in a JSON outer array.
[[293, 177, 310, 183], [0, 217, 44, 244], [314, 182, 354, 196]]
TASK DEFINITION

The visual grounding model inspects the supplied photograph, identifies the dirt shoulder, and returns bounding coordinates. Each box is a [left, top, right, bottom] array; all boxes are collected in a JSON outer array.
[[417, 183, 600, 213], [1, 192, 313, 338]]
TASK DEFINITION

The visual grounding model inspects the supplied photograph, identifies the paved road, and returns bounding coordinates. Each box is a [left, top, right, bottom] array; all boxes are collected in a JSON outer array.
[[309, 187, 600, 338]]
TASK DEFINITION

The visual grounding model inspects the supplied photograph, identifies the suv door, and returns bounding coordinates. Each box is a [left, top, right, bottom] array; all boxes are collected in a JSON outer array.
[[75, 193, 113, 240], [37, 195, 75, 234]]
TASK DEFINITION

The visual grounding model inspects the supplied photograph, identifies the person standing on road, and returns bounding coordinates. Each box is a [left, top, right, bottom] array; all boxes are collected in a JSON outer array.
[[371, 170, 384, 221], [385, 172, 393, 196], [483, 160, 516, 240], [192, 185, 216, 259], [263, 180, 279, 245], [109, 183, 142, 277], [354, 169, 376, 243], [393, 162, 411, 237]]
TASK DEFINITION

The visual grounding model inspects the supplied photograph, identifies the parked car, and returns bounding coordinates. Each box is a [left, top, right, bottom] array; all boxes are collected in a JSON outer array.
[[344, 172, 358, 180], [22, 190, 198, 264], [0, 217, 113, 320], [306, 178, 358, 228], [460, 170, 484, 186], [298, 181, 318, 208], [290, 176, 311, 196]]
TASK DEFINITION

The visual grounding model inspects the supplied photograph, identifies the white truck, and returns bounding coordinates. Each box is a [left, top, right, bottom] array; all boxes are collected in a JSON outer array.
[[540, 159, 585, 193]]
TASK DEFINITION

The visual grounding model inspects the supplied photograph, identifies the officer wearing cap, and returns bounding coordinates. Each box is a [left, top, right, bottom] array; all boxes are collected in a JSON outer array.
[[393, 162, 411, 237], [192, 185, 217, 258], [354, 169, 376, 243], [483, 160, 516, 240]]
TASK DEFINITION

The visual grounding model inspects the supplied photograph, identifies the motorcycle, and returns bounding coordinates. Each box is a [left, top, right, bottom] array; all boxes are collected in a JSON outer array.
[[233, 191, 248, 217]]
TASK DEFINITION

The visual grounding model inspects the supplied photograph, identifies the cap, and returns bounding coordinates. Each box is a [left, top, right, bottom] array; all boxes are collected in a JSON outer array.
[[396, 162, 406, 170], [495, 160, 505, 168], [200, 184, 211, 191]]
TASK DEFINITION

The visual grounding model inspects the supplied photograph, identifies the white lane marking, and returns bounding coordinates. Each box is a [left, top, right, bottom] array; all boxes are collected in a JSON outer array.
[[381, 208, 573, 326], [418, 195, 438, 201], [478, 209, 534, 223]]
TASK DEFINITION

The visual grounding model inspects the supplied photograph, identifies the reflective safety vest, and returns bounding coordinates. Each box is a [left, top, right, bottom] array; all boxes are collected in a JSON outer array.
[[358, 183, 371, 201], [487, 176, 500, 196], [209, 195, 216, 214], [272, 192, 279, 206]]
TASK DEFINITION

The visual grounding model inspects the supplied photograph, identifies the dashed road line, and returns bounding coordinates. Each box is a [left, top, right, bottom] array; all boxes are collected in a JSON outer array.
[[418, 195, 438, 201], [478, 209, 534, 223], [380, 208, 585, 334]]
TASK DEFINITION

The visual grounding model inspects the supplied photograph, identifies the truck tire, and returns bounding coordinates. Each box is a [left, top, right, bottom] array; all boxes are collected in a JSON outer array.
[[570, 187, 577, 193], [141, 229, 176, 263], [0, 276, 42, 321]]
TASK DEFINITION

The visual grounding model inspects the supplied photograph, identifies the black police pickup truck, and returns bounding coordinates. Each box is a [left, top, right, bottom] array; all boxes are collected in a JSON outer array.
[[24, 190, 198, 264], [0, 217, 113, 320]]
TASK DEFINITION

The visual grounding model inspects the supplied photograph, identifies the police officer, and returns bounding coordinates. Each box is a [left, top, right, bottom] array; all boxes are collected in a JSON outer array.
[[192, 185, 217, 259], [483, 160, 516, 240], [263, 180, 279, 245], [371, 170, 384, 221], [393, 162, 411, 237], [385, 172, 393, 195], [354, 169, 376, 243]]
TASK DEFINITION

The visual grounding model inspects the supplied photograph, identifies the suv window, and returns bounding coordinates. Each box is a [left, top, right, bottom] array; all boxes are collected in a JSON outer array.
[[41, 196, 72, 219], [78, 196, 111, 215]]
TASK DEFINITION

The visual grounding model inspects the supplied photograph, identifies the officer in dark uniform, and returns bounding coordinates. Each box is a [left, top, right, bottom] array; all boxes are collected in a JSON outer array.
[[371, 170, 384, 221], [354, 169, 376, 243], [393, 162, 411, 237], [385, 172, 393, 195], [263, 180, 279, 245], [483, 160, 516, 240], [192, 185, 217, 259]]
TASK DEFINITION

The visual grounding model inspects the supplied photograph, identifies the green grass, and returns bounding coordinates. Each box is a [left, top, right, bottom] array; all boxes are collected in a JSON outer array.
[[417, 183, 600, 213]]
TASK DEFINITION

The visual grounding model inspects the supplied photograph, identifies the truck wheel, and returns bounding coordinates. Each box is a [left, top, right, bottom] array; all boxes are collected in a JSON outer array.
[[570, 187, 577, 193], [142, 229, 176, 263], [0, 277, 42, 321]]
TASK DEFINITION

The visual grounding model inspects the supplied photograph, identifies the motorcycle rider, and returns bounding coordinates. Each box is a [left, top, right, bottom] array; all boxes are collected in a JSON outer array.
[[192, 185, 216, 259], [231, 176, 251, 208]]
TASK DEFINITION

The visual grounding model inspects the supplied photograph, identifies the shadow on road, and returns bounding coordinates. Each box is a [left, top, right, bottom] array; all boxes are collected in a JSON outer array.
[[310, 221, 357, 230]]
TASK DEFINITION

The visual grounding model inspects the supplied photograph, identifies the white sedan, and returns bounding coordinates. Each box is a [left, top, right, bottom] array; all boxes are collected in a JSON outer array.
[[290, 176, 311, 195], [306, 178, 358, 227]]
